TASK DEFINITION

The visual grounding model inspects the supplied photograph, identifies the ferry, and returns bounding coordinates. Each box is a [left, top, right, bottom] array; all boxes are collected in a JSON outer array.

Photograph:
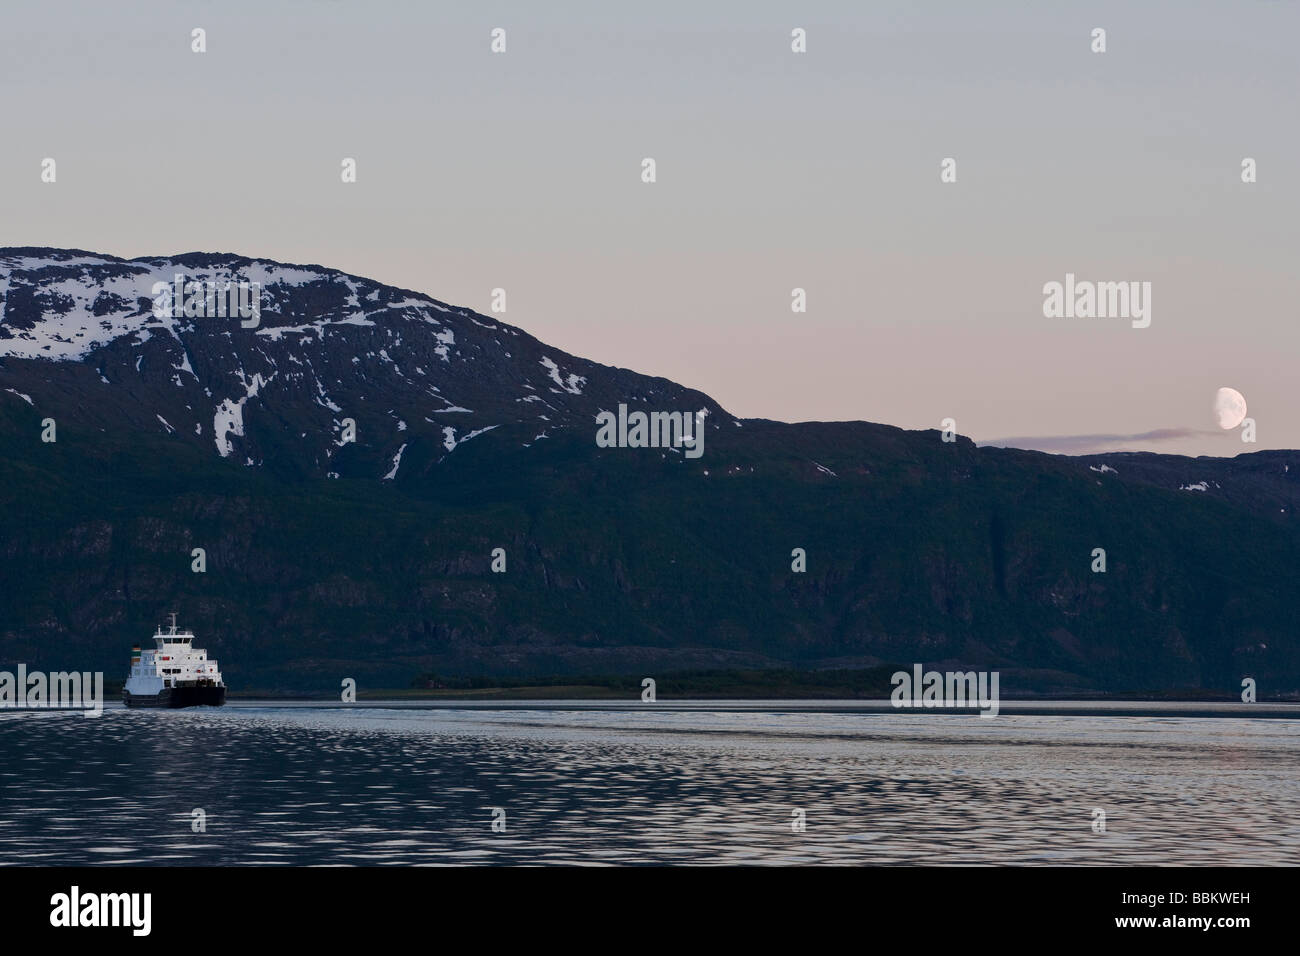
[[123, 614, 227, 708]]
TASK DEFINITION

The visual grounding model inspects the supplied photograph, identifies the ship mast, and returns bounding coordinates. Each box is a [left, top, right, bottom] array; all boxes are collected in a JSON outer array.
[[169, 611, 178, 635]]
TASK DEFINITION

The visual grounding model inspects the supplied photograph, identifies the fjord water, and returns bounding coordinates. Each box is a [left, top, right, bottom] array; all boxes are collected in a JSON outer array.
[[1, 703, 1296, 865]]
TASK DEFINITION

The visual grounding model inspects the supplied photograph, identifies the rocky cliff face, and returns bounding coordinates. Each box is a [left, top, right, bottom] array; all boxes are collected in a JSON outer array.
[[3, 248, 1298, 694]]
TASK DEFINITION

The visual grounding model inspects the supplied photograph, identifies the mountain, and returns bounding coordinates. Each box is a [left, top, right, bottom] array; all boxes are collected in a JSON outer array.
[[2, 247, 1298, 695], [0, 247, 726, 479]]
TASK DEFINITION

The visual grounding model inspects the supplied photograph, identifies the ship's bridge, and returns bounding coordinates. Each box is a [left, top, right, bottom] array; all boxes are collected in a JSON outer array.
[[153, 632, 195, 646]]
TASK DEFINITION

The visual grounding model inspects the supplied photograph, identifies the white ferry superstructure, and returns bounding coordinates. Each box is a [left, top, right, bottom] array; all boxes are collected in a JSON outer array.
[[122, 614, 227, 708]]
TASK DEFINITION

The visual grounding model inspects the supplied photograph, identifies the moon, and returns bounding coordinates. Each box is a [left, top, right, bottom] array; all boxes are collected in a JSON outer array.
[[1213, 387, 1247, 430]]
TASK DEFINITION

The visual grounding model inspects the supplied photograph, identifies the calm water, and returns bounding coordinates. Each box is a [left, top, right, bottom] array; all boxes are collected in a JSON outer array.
[[1, 702, 1297, 865]]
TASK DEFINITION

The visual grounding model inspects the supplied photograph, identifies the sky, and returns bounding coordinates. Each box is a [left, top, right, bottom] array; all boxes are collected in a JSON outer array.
[[1, 0, 1296, 457]]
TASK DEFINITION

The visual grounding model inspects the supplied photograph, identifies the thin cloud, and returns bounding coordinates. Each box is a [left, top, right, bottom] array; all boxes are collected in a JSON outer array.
[[978, 428, 1220, 455]]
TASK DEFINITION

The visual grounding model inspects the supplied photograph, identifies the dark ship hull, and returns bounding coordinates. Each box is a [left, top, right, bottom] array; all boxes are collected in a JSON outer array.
[[123, 684, 226, 709]]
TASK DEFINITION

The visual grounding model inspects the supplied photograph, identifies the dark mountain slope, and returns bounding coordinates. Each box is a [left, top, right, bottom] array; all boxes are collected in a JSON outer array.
[[2, 249, 1297, 694]]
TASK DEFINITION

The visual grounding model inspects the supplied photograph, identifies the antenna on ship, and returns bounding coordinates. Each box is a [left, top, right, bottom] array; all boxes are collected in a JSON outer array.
[[169, 611, 177, 635]]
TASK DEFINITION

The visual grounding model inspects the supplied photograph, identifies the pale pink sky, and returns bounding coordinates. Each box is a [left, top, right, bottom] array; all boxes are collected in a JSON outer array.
[[2, 0, 1295, 457]]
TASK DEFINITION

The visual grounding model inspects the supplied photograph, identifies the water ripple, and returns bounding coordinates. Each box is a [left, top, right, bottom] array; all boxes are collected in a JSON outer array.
[[0, 705, 1295, 865]]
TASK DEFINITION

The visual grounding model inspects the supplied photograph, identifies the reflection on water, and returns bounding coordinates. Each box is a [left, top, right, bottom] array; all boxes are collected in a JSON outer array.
[[1, 703, 1296, 865]]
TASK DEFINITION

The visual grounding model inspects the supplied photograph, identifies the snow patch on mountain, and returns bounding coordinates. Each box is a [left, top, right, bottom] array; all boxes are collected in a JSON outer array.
[[389, 296, 448, 314], [0, 252, 397, 360], [213, 371, 274, 458], [434, 329, 455, 361], [442, 424, 498, 452], [539, 355, 585, 394], [383, 443, 407, 480], [238, 263, 327, 288], [0, 261, 183, 359]]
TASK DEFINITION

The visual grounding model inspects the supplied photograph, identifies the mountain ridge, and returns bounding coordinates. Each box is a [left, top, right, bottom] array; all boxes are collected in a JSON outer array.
[[2, 248, 1298, 694]]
